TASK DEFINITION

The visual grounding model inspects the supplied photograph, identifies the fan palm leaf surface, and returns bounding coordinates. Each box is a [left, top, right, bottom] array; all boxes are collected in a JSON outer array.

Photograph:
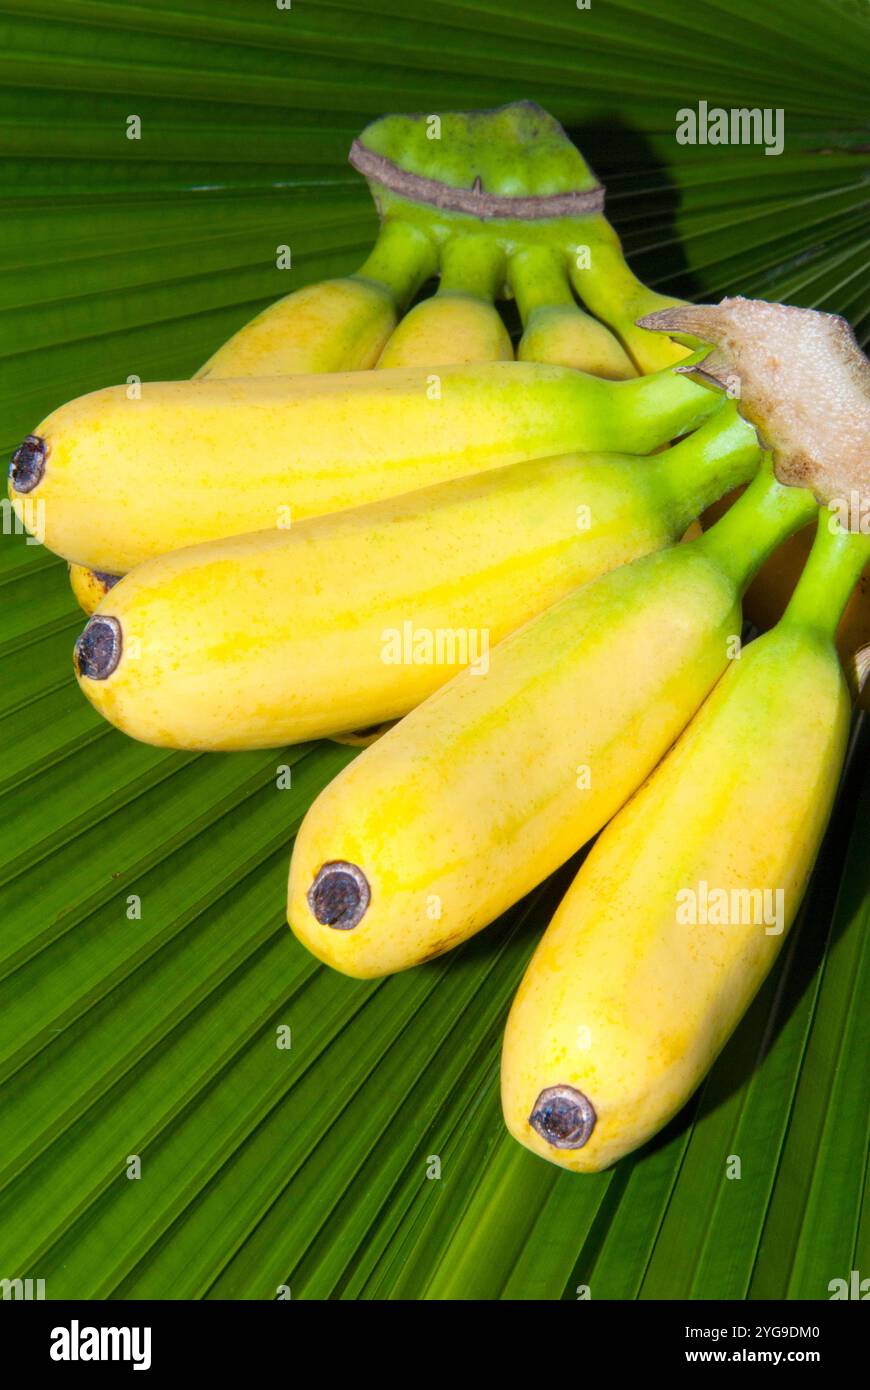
[[0, 0, 867, 1299]]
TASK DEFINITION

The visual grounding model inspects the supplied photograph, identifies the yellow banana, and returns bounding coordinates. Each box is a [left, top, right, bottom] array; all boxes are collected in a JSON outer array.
[[67, 218, 437, 614], [286, 462, 817, 978], [68, 563, 120, 614], [502, 516, 869, 1172], [73, 403, 760, 750], [10, 354, 719, 574], [377, 235, 512, 367], [198, 282, 385, 379], [198, 218, 434, 378], [510, 246, 634, 379]]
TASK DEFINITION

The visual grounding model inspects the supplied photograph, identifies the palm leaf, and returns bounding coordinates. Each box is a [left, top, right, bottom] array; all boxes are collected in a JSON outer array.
[[1, 0, 868, 1300]]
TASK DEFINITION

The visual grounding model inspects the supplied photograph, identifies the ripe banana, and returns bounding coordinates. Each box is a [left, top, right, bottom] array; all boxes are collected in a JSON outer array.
[[198, 218, 435, 378], [377, 235, 512, 367], [10, 354, 719, 573], [73, 402, 760, 749], [286, 460, 817, 978], [68, 563, 120, 614], [510, 246, 634, 379], [67, 217, 437, 613], [502, 516, 869, 1172]]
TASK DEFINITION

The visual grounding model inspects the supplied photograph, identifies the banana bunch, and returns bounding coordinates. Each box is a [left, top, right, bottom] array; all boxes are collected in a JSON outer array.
[[7, 99, 869, 1176], [287, 456, 819, 974], [286, 297, 869, 1168]]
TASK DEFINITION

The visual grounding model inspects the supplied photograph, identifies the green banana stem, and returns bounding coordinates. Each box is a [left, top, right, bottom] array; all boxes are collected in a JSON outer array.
[[782, 513, 870, 641], [355, 218, 437, 310], [438, 235, 506, 301], [607, 348, 721, 449], [507, 246, 575, 321], [508, 244, 637, 379], [695, 459, 819, 591], [569, 216, 689, 373], [655, 401, 761, 528], [352, 102, 603, 221]]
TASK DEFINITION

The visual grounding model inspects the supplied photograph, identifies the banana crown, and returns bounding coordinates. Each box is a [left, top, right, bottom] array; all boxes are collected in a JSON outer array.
[[352, 101, 603, 219]]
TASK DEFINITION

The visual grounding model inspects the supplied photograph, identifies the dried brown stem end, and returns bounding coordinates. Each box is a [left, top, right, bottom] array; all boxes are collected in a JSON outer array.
[[349, 140, 605, 221], [638, 297, 870, 510]]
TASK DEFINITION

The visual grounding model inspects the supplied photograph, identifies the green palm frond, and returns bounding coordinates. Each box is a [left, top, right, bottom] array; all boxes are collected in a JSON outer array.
[[1, 0, 868, 1300]]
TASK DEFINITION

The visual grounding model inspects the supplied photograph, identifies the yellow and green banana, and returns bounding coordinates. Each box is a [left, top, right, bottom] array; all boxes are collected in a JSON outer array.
[[286, 460, 817, 978], [11, 354, 719, 574], [510, 245, 635, 378], [502, 514, 869, 1171], [198, 218, 434, 379], [67, 219, 517, 613], [377, 235, 512, 367], [72, 402, 759, 748]]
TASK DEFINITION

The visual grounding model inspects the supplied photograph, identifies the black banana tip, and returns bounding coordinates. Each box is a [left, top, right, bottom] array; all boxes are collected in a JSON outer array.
[[529, 1085, 596, 1149], [93, 571, 122, 593], [74, 616, 122, 681], [308, 861, 370, 931], [9, 435, 48, 493]]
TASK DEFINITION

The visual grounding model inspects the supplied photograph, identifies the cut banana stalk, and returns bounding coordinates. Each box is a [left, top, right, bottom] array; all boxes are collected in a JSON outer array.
[[351, 101, 691, 377], [502, 515, 869, 1172], [73, 402, 759, 750], [644, 296, 870, 707], [286, 460, 817, 978]]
